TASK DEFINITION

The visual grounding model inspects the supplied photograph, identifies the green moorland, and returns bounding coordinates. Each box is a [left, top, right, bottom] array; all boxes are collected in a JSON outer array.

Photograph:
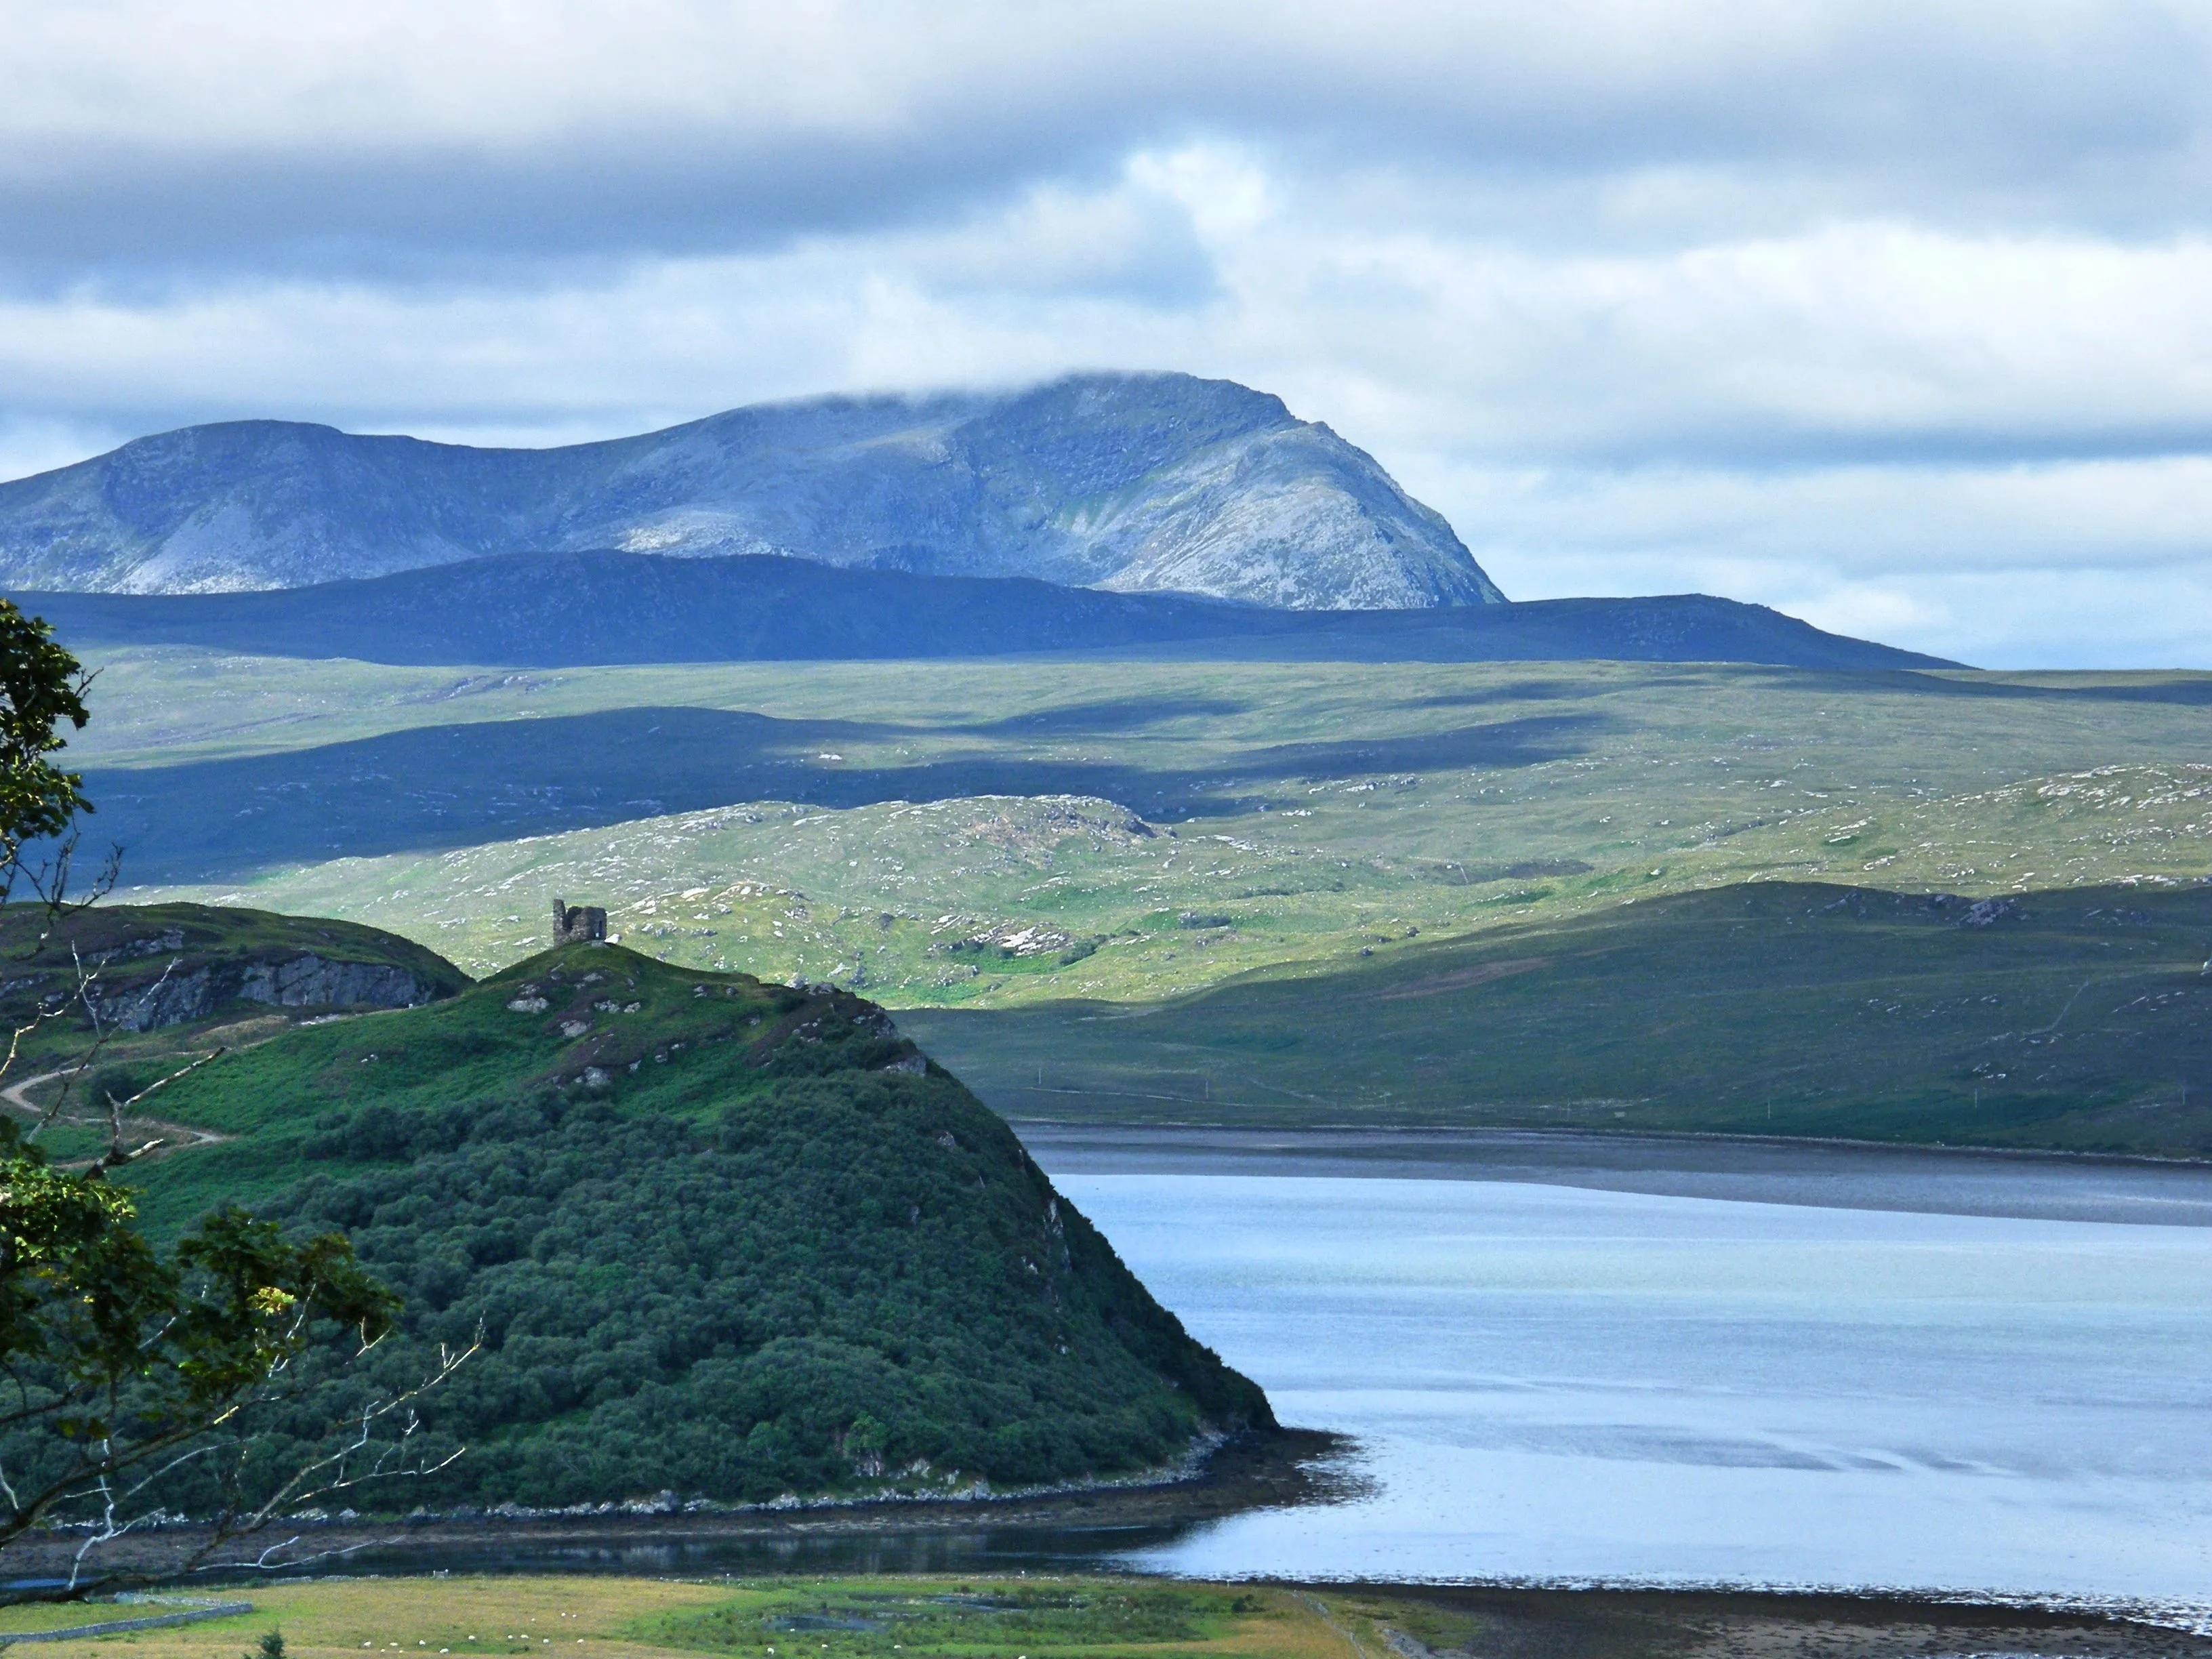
[[902, 880, 2212, 1155], [0, 898, 467, 1058], [0, 1574, 1349, 1659], [0, 899, 468, 1161], [64, 942, 1269, 1515], [58, 645, 2212, 1147], [77, 648, 2212, 997]]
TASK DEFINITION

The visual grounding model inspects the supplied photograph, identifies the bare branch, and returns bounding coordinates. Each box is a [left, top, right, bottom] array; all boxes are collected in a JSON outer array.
[[0, 1324, 479, 1601]]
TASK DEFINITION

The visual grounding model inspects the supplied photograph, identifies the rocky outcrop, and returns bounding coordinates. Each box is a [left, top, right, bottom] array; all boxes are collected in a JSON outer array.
[[96, 966, 220, 1032], [95, 953, 445, 1032], [0, 373, 1502, 611]]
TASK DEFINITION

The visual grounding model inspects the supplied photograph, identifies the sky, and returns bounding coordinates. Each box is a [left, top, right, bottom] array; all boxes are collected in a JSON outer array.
[[6, 1, 2212, 668]]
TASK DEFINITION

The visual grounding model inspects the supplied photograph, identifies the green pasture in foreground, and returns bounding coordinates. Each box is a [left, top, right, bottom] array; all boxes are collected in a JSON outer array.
[[0, 1572, 2187, 1659], [82, 648, 2212, 1018], [0, 1574, 1339, 1659], [638, 1579, 1275, 1658]]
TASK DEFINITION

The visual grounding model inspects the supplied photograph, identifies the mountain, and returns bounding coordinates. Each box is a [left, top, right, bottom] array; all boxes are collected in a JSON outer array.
[[14, 549, 1959, 670], [0, 373, 1503, 611], [104, 930, 1273, 1511]]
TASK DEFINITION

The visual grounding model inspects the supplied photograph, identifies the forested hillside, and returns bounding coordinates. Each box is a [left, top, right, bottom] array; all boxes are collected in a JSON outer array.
[[106, 941, 1271, 1512]]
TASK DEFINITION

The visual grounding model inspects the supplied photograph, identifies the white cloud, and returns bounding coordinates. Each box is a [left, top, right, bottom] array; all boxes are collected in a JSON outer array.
[[5, 4, 2212, 664]]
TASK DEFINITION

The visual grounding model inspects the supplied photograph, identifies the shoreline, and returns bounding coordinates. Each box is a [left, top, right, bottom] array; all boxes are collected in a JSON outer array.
[[0, 1428, 1360, 1590], [1013, 1116, 2212, 1172], [1017, 1120, 2212, 1227]]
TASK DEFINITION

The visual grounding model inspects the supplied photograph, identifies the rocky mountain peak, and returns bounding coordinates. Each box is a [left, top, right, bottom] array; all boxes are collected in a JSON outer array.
[[0, 372, 1503, 610]]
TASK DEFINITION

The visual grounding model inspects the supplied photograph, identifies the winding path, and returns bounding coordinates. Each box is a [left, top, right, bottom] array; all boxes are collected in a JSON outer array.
[[1, 1064, 230, 1162]]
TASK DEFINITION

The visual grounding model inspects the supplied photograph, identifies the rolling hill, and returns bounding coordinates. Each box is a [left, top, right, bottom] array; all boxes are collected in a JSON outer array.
[[901, 878, 2212, 1158], [12, 549, 1957, 670], [0, 901, 472, 1164], [0, 373, 1501, 610], [0, 899, 466, 1040], [97, 931, 1272, 1513]]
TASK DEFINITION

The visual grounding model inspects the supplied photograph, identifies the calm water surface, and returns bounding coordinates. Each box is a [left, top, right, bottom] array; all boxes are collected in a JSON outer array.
[[1029, 1130, 2212, 1601]]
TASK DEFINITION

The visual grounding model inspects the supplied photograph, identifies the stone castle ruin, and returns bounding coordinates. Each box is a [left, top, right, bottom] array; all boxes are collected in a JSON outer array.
[[553, 898, 608, 944]]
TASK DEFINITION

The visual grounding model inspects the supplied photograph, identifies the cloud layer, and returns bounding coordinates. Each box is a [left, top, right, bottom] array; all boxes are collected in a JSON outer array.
[[7, 1, 2212, 665]]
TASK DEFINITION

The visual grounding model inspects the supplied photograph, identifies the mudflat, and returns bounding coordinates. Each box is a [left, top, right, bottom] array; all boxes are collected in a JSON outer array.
[[1343, 1583, 2212, 1659], [1020, 1124, 2212, 1225]]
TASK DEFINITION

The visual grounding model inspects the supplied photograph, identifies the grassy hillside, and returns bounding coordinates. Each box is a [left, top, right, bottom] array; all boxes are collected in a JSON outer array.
[[38, 646, 2212, 1148], [0, 901, 470, 1161], [80, 651, 2212, 1005], [903, 879, 2212, 1156], [0, 900, 468, 1033], [113, 941, 1271, 1513]]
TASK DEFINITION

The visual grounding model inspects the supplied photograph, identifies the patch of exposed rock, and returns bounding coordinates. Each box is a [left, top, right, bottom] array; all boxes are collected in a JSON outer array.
[[94, 954, 447, 1032]]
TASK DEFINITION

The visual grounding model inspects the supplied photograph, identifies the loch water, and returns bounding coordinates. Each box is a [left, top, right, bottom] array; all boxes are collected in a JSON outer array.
[[307, 1129, 2212, 1607], [1036, 1129, 2212, 1602]]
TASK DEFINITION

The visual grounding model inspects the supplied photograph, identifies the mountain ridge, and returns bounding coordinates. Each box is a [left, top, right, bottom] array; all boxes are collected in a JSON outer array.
[[0, 373, 1504, 611], [12, 548, 1960, 670]]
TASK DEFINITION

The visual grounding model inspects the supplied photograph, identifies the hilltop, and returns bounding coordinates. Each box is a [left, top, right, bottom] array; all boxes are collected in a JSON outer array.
[[0, 373, 1500, 611], [0, 901, 469, 1162], [115, 937, 1273, 1512], [15, 550, 1954, 671], [0, 899, 465, 1040]]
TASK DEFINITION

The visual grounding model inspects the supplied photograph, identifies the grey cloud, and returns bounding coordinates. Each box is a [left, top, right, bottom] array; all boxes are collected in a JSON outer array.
[[11, 2, 2212, 666], [0, 129, 1126, 287], [9, 4, 2212, 283]]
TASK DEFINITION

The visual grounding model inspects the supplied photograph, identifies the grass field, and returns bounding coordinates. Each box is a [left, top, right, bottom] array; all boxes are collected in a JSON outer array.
[[50, 644, 2212, 1148], [79, 648, 2212, 1005], [902, 878, 2212, 1155], [3, 1572, 2192, 1659], [0, 1575, 1341, 1659]]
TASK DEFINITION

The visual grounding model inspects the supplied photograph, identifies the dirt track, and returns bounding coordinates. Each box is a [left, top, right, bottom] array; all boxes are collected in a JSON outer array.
[[0, 1064, 230, 1163]]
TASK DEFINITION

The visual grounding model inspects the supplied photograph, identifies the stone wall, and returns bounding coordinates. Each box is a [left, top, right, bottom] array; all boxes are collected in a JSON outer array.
[[553, 899, 609, 944]]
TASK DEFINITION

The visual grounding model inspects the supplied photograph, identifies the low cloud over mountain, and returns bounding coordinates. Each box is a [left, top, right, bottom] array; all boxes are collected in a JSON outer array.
[[0, 373, 1502, 611]]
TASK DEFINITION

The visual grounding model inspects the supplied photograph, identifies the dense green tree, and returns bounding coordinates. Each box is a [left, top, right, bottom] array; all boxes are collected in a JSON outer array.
[[0, 602, 430, 1600], [0, 599, 91, 904]]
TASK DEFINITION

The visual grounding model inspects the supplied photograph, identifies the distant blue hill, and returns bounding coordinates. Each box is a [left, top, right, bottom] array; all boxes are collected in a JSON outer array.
[[0, 373, 1504, 611], [13, 549, 1961, 670]]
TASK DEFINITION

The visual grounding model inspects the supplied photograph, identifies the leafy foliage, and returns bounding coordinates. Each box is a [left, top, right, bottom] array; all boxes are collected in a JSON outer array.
[[0, 1120, 399, 1551], [0, 598, 91, 887], [0, 608, 437, 1600]]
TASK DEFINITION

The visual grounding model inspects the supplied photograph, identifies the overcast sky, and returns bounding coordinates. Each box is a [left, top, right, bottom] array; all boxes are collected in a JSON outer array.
[[8, 2, 2212, 665]]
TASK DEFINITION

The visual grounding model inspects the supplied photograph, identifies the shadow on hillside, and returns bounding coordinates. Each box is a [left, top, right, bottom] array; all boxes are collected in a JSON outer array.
[[963, 694, 1254, 735], [88, 703, 1610, 883], [1872, 672, 2212, 708]]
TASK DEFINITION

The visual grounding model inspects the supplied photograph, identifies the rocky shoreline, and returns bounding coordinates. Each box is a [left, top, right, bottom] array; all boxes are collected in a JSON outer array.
[[0, 1428, 1357, 1588]]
